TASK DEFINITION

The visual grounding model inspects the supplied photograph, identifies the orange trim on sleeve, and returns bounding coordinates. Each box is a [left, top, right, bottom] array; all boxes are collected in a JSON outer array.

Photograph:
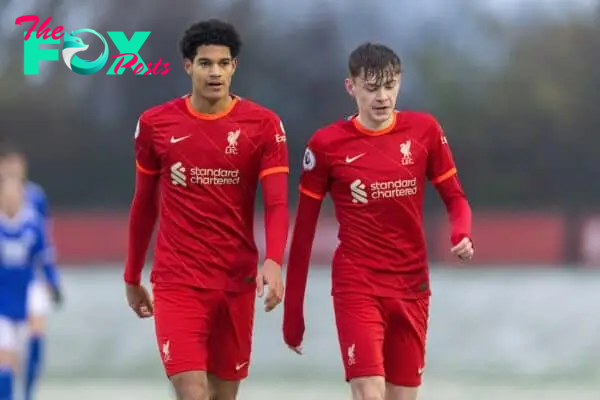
[[299, 185, 324, 200], [185, 95, 239, 120], [259, 166, 289, 179], [431, 167, 457, 185], [136, 161, 159, 175]]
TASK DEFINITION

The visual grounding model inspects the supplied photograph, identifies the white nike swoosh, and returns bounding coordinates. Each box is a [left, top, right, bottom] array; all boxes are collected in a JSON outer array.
[[235, 362, 248, 371], [345, 153, 365, 163], [170, 135, 191, 144]]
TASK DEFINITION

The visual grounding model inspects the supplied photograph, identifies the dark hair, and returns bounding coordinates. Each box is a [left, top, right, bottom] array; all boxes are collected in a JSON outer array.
[[348, 43, 402, 84], [179, 19, 242, 60], [0, 143, 24, 160]]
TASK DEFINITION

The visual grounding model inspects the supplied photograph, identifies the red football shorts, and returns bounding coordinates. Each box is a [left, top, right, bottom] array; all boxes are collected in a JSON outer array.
[[333, 292, 429, 387], [152, 283, 255, 380]]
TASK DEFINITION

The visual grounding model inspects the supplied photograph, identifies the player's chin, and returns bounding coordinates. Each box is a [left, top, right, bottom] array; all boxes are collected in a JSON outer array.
[[370, 107, 393, 121], [202, 85, 227, 99]]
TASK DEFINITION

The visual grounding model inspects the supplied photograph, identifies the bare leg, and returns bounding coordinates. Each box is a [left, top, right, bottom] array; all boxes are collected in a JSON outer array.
[[207, 373, 241, 400], [385, 382, 419, 400], [350, 376, 386, 400], [170, 370, 210, 400]]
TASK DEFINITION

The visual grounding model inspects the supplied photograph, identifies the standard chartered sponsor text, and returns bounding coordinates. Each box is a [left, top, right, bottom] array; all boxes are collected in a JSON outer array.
[[371, 177, 417, 199], [190, 167, 240, 185]]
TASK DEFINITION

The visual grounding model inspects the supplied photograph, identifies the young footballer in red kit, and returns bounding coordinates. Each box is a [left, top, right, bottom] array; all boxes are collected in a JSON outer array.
[[283, 43, 474, 400], [123, 20, 289, 400]]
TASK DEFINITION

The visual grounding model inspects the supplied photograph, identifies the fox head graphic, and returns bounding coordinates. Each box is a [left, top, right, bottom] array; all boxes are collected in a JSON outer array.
[[60, 29, 109, 75], [61, 31, 89, 70]]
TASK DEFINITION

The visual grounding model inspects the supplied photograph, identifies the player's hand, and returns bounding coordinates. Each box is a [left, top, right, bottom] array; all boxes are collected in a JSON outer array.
[[256, 259, 284, 312], [451, 237, 474, 261], [49, 285, 63, 309], [126, 283, 153, 318]]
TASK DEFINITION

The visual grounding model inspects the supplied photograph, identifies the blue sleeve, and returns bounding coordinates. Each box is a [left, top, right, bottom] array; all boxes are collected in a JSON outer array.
[[28, 183, 50, 220], [36, 192, 49, 220], [29, 184, 59, 283], [36, 223, 60, 289]]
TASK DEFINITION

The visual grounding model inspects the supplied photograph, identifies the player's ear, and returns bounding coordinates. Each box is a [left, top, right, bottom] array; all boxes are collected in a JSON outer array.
[[183, 58, 193, 76], [344, 77, 355, 97], [231, 58, 238, 75]]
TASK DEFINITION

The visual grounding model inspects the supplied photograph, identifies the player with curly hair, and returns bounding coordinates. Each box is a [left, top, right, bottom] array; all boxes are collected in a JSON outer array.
[[123, 19, 289, 400]]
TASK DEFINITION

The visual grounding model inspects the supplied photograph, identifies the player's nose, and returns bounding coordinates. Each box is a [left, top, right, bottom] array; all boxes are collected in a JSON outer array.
[[373, 91, 387, 100], [207, 65, 222, 77]]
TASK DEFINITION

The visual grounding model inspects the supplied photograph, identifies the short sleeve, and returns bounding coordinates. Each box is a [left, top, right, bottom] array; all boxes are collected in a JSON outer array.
[[299, 134, 330, 200], [259, 114, 289, 178], [134, 114, 160, 175], [426, 119, 457, 184]]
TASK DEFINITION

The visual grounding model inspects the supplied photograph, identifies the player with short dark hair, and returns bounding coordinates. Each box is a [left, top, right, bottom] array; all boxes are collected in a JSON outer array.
[[123, 19, 289, 400], [0, 177, 53, 400], [283, 43, 473, 400], [0, 148, 62, 400]]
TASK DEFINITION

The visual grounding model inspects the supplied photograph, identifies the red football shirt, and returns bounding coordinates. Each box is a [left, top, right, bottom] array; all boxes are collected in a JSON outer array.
[[299, 111, 456, 298], [135, 95, 288, 292]]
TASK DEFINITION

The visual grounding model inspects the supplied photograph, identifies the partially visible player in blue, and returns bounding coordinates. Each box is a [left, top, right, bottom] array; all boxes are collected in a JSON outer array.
[[0, 177, 54, 400], [0, 149, 62, 400]]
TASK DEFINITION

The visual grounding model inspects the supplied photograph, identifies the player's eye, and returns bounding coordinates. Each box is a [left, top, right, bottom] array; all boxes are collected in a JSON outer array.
[[198, 61, 211, 67]]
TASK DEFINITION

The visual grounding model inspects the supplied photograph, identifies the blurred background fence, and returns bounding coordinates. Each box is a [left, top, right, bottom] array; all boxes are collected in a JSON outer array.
[[2, 0, 600, 398]]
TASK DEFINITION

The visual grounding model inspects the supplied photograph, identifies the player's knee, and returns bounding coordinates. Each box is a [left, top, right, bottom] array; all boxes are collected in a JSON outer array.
[[354, 391, 385, 400], [28, 315, 45, 335], [0, 350, 16, 371], [208, 386, 239, 399], [207, 374, 240, 400], [350, 376, 386, 400], [170, 371, 209, 400], [209, 393, 237, 400], [384, 384, 419, 400]]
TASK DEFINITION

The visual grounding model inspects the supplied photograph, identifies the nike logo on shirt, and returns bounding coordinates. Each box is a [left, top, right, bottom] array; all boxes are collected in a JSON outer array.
[[170, 135, 191, 144], [345, 153, 365, 163]]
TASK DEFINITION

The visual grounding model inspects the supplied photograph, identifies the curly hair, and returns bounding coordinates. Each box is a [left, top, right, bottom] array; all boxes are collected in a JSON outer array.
[[179, 19, 242, 60]]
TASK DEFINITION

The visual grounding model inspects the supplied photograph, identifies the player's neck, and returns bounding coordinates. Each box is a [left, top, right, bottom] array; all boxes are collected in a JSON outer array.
[[189, 93, 233, 115], [0, 205, 21, 219], [355, 113, 395, 132]]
